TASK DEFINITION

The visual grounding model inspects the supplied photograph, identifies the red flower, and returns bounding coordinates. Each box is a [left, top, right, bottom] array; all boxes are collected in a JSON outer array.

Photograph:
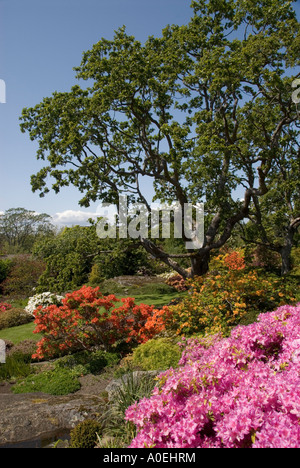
[[31, 285, 171, 359]]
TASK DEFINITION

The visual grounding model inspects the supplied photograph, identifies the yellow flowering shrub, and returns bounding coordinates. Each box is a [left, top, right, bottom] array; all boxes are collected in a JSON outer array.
[[167, 251, 298, 337]]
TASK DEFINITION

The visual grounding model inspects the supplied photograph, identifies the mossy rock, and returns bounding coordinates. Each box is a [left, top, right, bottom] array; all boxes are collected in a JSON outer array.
[[12, 367, 81, 396]]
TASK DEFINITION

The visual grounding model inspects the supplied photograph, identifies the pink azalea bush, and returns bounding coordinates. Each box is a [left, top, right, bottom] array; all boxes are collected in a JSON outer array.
[[125, 304, 300, 448]]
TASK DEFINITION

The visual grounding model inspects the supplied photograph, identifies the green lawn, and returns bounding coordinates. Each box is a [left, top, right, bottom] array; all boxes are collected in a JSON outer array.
[[0, 322, 41, 344], [133, 291, 186, 307]]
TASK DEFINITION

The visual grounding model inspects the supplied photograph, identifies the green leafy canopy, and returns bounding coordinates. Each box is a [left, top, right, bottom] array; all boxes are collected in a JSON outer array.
[[20, 0, 300, 277]]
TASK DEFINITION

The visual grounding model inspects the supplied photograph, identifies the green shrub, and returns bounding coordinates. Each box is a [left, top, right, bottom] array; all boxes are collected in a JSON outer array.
[[88, 263, 103, 286], [8, 340, 38, 363], [0, 353, 32, 381], [0, 259, 12, 285], [1, 255, 46, 297], [0, 308, 33, 330], [132, 337, 181, 371], [291, 247, 300, 275], [56, 349, 119, 375], [100, 371, 156, 444], [168, 253, 299, 337], [70, 419, 103, 449], [13, 367, 81, 395]]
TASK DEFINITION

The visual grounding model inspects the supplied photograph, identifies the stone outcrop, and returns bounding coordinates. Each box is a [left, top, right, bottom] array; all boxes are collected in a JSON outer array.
[[0, 391, 105, 446], [0, 369, 161, 447]]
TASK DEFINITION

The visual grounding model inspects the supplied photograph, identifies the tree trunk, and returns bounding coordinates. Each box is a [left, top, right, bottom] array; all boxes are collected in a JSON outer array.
[[280, 229, 294, 275], [189, 252, 210, 278]]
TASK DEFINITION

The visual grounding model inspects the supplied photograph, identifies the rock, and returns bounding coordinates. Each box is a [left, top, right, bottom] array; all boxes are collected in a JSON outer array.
[[0, 392, 105, 446], [0, 364, 163, 446]]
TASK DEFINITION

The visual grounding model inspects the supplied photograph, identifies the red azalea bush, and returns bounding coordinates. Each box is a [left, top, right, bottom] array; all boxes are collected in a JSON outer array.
[[0, 302, 12, 314], [32, 285, 171, 360], [126, 303, 300, 448]]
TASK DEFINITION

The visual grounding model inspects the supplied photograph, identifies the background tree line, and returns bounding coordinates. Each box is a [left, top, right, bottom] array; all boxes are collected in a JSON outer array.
[[0, 206, 299, 298], [0, 207, 171, 295]]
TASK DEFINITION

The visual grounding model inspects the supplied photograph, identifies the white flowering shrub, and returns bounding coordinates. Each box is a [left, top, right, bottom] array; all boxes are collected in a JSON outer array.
[[157, 271, 176, 280], [25, 292, 64, 316]]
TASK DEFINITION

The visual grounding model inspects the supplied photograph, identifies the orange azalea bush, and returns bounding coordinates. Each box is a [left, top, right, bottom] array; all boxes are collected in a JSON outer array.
[[32, 285, 171, 360], [167, 251, 298, 337], [166, 274, 189, 291], [223, 250, 246, 270], [210, 249, 246, 271]]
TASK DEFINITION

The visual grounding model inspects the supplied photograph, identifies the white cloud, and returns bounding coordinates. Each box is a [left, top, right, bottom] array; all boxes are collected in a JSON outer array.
[[52, 210, 99, 226]]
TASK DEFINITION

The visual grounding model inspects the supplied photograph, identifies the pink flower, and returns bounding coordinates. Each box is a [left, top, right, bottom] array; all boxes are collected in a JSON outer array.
[[125, 304, 300, 448]]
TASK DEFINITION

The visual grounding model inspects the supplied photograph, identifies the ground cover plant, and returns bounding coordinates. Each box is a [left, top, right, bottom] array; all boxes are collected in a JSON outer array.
[[12, 366, 82, 396], [56, 349, 119, 372], [12, 348, 119, 396], [0, 353, 32, 382], [125, 303, 300, 449]]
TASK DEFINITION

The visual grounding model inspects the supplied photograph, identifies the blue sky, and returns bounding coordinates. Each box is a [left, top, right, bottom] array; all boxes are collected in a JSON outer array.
[[0, 0, 192, 225]]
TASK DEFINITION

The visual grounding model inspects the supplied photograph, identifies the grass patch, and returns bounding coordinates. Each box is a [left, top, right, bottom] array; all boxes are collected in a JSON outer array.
[[133, 291, 186, 307], [99, 277, 177, 295], [100, 278, 186, 307], [0, 322, 41, 344]]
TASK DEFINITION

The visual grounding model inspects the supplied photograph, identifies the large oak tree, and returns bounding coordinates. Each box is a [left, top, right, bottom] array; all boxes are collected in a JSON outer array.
[[20, 0, 300, 277]]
